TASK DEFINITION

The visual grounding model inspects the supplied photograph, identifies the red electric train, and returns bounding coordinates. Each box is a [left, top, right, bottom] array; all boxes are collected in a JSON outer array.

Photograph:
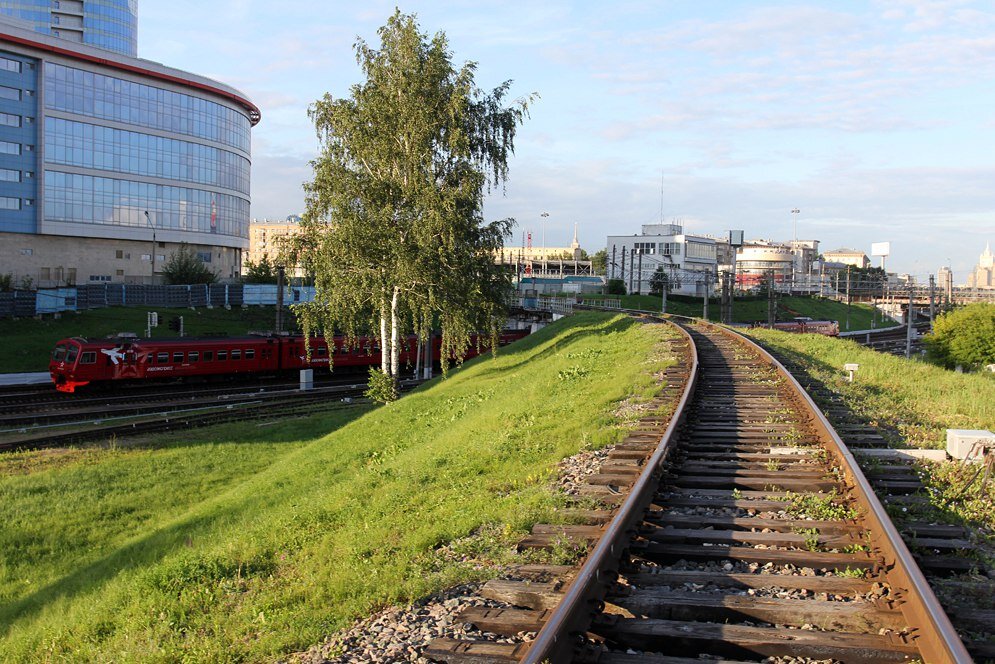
[[49, 330, 528, 393]]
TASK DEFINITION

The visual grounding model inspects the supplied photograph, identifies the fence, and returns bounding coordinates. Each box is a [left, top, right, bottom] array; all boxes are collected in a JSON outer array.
[[0, 284, 319, 319]]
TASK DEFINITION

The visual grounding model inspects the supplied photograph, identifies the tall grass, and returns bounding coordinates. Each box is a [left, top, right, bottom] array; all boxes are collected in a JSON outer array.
[[748, 329, 995, 447], [0, 312, 673, 661]]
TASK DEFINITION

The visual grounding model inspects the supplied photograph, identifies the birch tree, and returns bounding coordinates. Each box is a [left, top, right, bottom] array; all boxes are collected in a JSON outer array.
[[288, 11, 532, 400]]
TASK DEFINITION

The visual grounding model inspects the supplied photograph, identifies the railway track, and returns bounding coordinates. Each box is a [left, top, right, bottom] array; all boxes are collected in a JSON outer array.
[[426, 317, 970, 663]]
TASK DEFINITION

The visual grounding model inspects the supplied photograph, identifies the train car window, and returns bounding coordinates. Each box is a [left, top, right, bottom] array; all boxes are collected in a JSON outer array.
[[316, 346, 327, 356], [80, 351, 96, 364], [188, 352, 199, 362], [173, 352, 183, 363], [66, 346, 79, 363], [158, 352, 169, 363], [203, 351, 213, 362], [231, 350, 242, 361], [52, 344, 66, 361], [218, 350, 228, 361], [245, 349, 255, 360]]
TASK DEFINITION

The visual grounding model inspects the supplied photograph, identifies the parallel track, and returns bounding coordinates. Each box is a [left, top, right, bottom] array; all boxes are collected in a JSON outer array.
[[427, 317, 970, 663]]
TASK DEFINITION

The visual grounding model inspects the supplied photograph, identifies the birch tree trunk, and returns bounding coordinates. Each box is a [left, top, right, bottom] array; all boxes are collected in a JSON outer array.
[[380, 295, 389, 373], [390, 286, 400, 384]]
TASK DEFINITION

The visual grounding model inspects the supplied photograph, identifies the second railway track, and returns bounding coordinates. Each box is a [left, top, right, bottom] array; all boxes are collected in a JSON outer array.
[[427, 316, 970, 663]]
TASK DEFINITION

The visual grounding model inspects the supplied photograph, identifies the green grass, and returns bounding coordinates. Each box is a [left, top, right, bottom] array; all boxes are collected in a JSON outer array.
[[0, 311, 674, 661], [747, 328, 995, 536], [0, 306, 290, 373], [580, 294, 880, 329]]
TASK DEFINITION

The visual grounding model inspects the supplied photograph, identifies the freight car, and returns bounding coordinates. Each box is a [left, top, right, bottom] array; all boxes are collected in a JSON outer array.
[[49, 330, 528, 393]]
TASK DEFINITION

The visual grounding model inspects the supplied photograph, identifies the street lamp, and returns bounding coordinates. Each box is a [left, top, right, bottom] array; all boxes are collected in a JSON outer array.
[[540, 212, 549, 261], [144, 210, 156, 282]]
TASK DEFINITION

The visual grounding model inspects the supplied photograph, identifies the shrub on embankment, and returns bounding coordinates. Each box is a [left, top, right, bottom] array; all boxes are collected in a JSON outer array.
[[924, 303, 995, 371], [0, 311, 674, 662]]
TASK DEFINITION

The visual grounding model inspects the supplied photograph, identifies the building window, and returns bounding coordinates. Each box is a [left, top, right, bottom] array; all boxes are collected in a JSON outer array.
[[115, 269, 124, 276], [40, 267, 51, 280], [24, 199, 34, 206], [0, 169, 20, 182], [140, 254, 151, 261], [659, 242, 681, 256], [0, 113, 21, 127], [197, 251, 212, 263], [0, 197, 21, 210], [0, 141, 21, 155], [0, 86, 20, 101], [634, 242, 657, 254], [0, 57, 21, 73], [20, 248, 32, 256], [115, 250, 123, 259]]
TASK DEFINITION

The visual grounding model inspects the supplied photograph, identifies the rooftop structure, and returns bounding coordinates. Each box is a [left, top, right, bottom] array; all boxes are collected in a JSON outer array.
[[0, 0, 137, 56]]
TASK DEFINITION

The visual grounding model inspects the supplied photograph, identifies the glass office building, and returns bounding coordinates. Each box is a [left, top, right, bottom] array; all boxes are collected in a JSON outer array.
[[0, 18, 260, 285], [0, 0, 137, 56]]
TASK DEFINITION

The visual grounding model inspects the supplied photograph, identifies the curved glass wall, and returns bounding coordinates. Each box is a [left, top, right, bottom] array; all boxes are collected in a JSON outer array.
[[44, 62, 250, 152], [45, 117, 250, 195], [44, 170, 249, 238], [0, 1, 137, 56]]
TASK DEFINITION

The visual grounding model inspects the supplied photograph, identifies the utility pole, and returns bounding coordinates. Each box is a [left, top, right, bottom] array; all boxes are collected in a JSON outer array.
[[276, 265, 285, 334], [621, 250, 626, 292], [636, 250, 643, 295], [905, 283, 914, 359], [767, 271, 776, 326], [929, 274, 936, 325], [845, 265, 851, 331], [611, 245, 616, 280], [661, 272, 667, 314], [702, 272, 710, 320], [628, 248, 635, 294]]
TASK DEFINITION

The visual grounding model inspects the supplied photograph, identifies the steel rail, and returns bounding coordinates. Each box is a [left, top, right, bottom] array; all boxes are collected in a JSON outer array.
[[717, 319, 973, 663], [521, 316, 699, 663]]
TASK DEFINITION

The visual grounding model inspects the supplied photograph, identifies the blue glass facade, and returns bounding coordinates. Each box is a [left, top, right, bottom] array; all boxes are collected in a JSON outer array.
[[0, 0, 137, 57], [44, 171, 249, 237], [44, 62, 251, 152], [45, 117, 250, 194], [0, 49, 36, 233]]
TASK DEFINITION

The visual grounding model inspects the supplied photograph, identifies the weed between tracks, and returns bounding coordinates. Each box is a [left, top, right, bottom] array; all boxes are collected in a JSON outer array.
[[0, 312, 675, 662]]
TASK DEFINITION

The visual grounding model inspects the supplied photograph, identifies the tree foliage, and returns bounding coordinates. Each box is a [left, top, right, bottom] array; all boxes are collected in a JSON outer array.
[[606, 279, 626, 296], [925, 304, 995, 370], [162, 244, 217, 285], [591, 249, 607, 274], [287, 11, 534, 399], [243, 255, 279, 284]]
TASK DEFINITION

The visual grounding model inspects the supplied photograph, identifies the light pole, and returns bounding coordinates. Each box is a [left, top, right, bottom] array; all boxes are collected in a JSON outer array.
[[143, 210, 156, 283], [791, 208, 800, 242], [540, 212, 549, 264]]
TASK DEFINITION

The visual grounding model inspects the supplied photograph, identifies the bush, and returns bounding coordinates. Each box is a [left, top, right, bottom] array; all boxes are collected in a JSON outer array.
[[162, 244, 218, 285], [925, 304, 995, 370], [606, 278, 626, 295]]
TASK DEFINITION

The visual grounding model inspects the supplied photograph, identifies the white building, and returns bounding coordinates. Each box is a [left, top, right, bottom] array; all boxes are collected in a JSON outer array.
[[606, 224, 718, 296]]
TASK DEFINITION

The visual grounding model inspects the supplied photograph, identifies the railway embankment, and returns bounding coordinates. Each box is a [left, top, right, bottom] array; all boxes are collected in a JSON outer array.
[[0, 311, 676, 662]]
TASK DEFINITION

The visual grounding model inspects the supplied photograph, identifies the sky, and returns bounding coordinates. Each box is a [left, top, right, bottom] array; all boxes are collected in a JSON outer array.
[[139, 0, 995, 282]]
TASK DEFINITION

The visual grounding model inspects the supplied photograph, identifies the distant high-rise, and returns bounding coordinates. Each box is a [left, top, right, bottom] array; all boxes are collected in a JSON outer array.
[[0, 0, 137, 56]]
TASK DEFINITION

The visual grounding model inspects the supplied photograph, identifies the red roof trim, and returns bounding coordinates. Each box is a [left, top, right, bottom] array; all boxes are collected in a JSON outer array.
[[0, 31, 261, 125]]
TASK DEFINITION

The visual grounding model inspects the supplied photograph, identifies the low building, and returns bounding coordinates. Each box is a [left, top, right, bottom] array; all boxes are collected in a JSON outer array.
[[606, 224, 718, 296], [247, 215, 304, 267], [735, 241, 795, 288], [823, 248, 870, 269]]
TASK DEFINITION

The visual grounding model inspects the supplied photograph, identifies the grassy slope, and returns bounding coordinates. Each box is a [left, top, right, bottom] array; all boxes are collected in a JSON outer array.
[[746, 328, 995, 534], [0, 306, 288, 373], [580, 294, 879, 329], [0, 312, 673, 662]]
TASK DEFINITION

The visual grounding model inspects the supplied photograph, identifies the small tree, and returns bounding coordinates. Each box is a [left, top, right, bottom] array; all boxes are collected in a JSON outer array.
[[162, 244, 217, 285], [243, 255, 278, 284], [925, 304, 995, 370], [649, 266, 680, 296], [590, 249, 606, 273], [606, 278, 626, 295]]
